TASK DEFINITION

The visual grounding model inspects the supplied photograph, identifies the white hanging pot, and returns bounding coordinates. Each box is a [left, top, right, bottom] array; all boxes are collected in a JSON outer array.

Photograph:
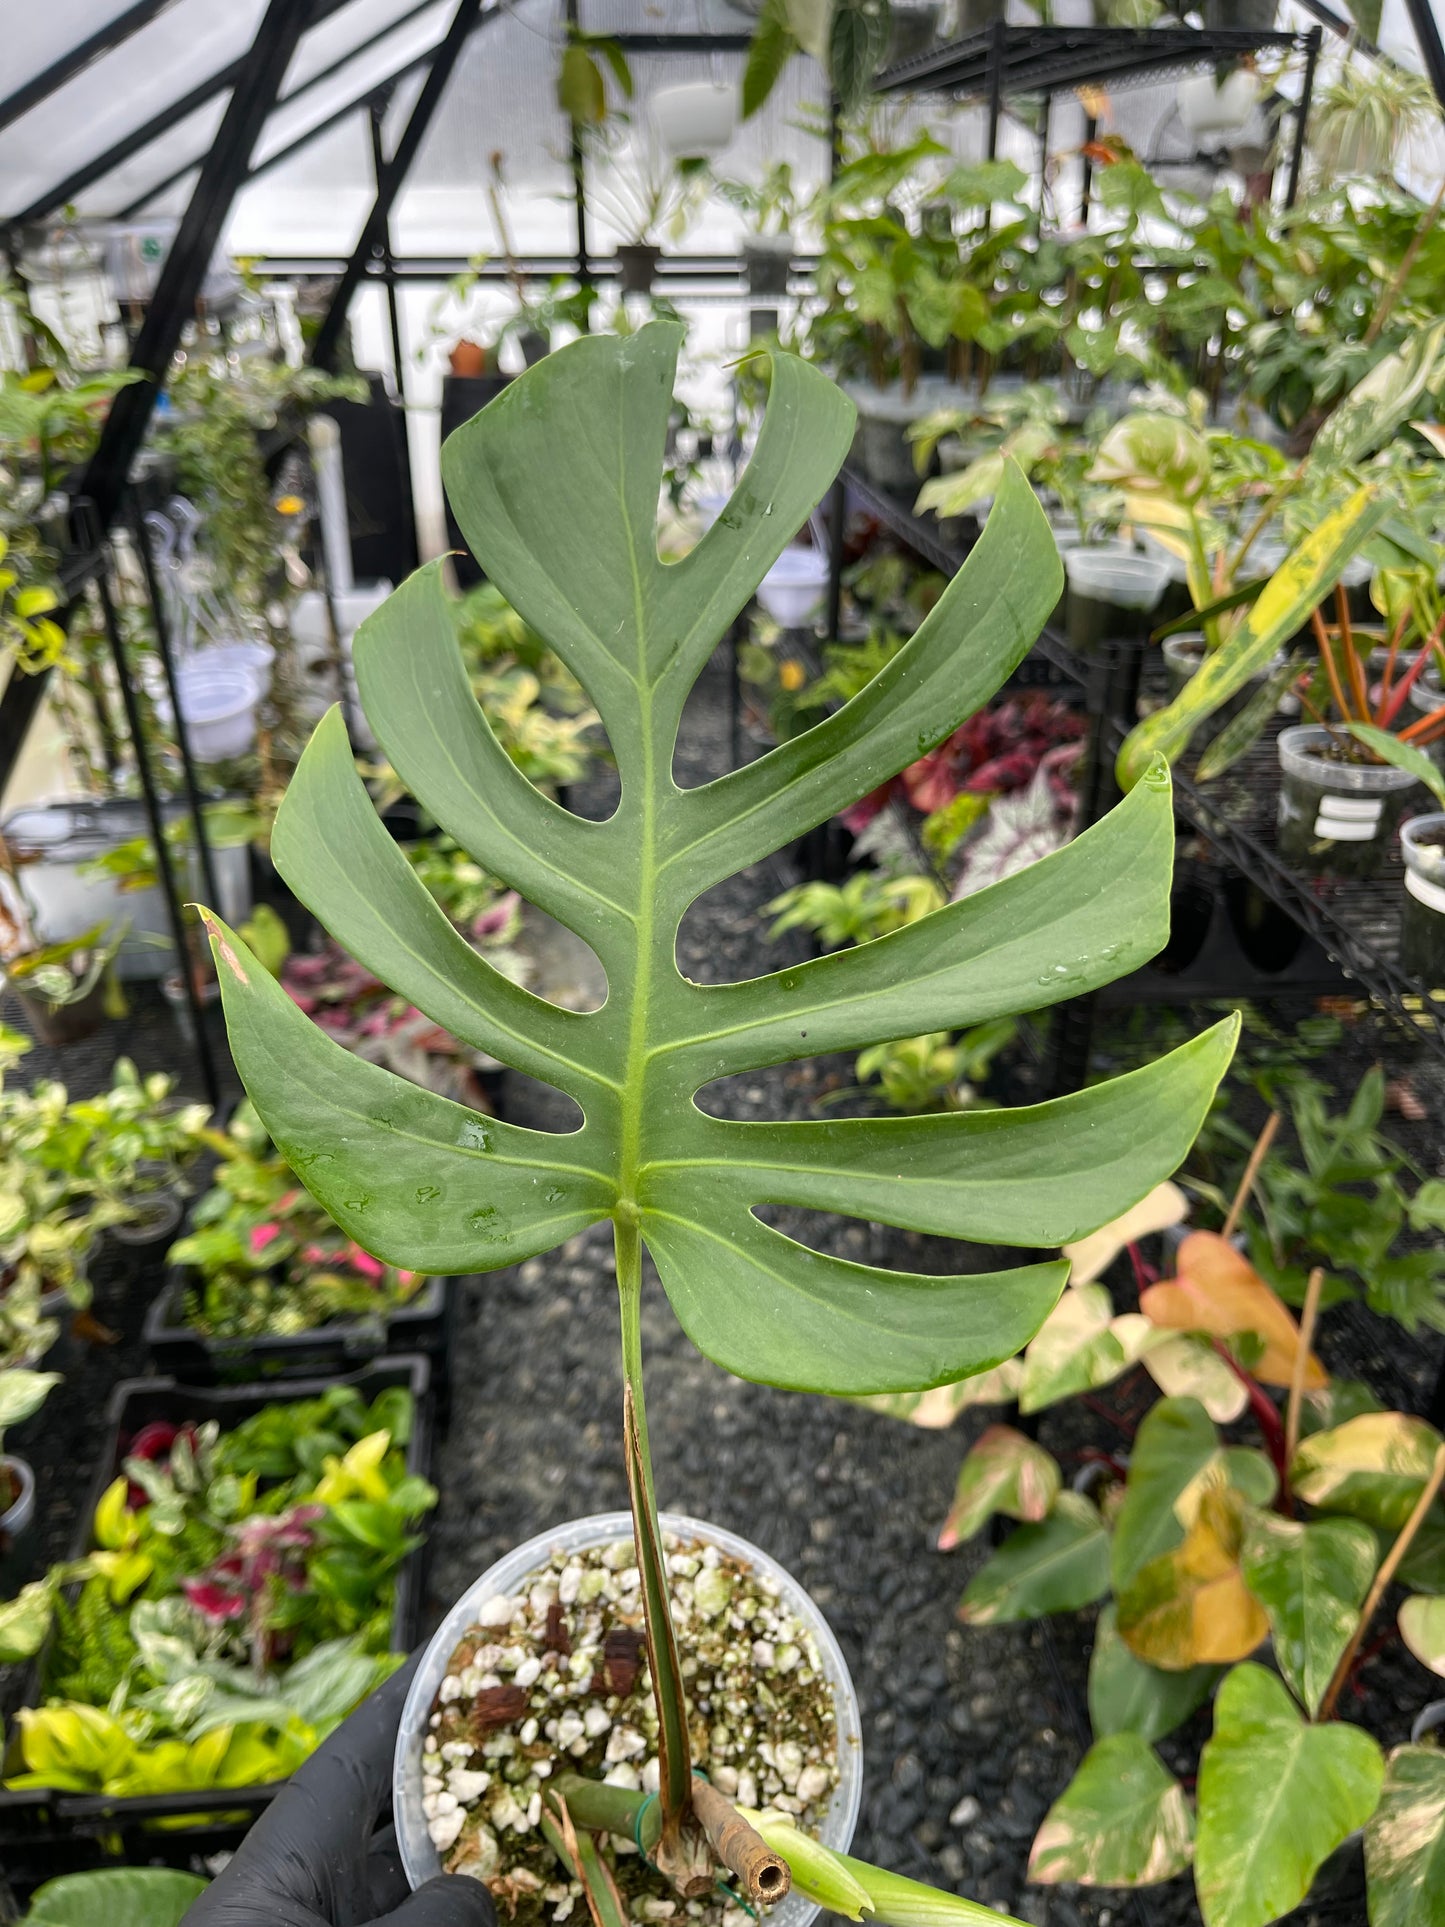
[[757, 545, 829, 629], [650, 80, 736, 159], [175, 659, 260, 763], [1179, 69, 1260, 137]]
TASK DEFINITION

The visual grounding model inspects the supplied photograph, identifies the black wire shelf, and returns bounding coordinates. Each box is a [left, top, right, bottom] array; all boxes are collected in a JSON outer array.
[[838, 461, 1445, 1066], [875, 22, 1307, 99]]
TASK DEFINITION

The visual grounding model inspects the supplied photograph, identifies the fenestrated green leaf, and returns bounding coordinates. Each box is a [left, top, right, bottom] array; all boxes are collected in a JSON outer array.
[[1239, 1510, 1377, 1716], [1028, 1733, 1194, 1886], [938, 1424, 1060, 1549], [958, 1492, 1111, 1624], [1365, 1745, 1445, 1927], [1111, 1396, 1220, 1592], [1088, 1602, 1221, 1745], [1399, 1594, 1445, 1678], [1195, 1663, 1385, 1927], [1290, 1413, 1445, 1533], [207, 322, 1226, 1401], [26, 1869, 208, 1927]]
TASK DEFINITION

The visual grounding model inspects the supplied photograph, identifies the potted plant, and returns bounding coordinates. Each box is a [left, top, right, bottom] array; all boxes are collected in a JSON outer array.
[[716, 163, 801, 299], [0, 1163, 101, 1369], [201, 323, 1234, 1919], [0, 1368, 58, 1597], [1400, 811, 1445, 982], [583, 127, 705, 296]]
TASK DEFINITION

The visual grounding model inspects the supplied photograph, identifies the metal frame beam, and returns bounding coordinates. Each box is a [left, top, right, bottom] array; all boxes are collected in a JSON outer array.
[[0, 0, 312, 788], [117, 0, 445, 221], [0, 0, 176, 138], [1403, 0, 1445, 116], [8, 0, 353, 227], [310, 0, 484, 370]]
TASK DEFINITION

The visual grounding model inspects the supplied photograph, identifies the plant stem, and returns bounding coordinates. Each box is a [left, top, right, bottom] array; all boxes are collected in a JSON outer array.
[[1284, 1266, 1324, 1470], [1317, 1443, 1445, 1721], [1362, 171, 1445, 348], [614, 1215, 701, 1881], [1222, 1111, 1280, 1240]]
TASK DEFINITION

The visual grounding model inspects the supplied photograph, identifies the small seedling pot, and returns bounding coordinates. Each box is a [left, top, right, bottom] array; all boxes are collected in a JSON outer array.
[[757, 546, 829, 629], [394, 1510, 863, 1920], [843, 380, 945, 495], [1276, 724, 1418, 880], [1400, 813, 1445, 984], [12, 974, 108, 1047], [1064, 548, 1169, 656], [744, 237, 794, 299], [0, 1455, 36, 1597], [174, 658, 260, 762], [616, 244, 662, 297], [1407, 674, 1445, 770], [207, 636, 275, 698], [1160, 634, 1286, 745], [651, 81, 735, 158]]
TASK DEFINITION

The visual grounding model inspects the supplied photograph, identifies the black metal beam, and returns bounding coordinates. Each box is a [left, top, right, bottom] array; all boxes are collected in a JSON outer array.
[[117, 0, 444, 221], [1285, 26, 1321, 209], [0, 0, 176, 139], [566, 0, 592, 291], [612, 34, 751, 51], [1403, 0, 1445, 117], [311, 0, 484, 370], [9, 0, 351, 228], [0, 0, 311, 790]]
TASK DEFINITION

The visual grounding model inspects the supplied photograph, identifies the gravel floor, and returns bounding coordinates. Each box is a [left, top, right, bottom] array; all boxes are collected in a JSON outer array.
[[3, 652, 1439, 1925]]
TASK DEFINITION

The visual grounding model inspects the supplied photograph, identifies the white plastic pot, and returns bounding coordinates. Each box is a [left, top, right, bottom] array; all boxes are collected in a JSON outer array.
[[757, 545, 830, 628], [174, 660, 260, 763], [1179, 69, 1261, 136], [394, 1510, 863, 1923], [651, 80, 737, 159], [208, 637, 275, 697]]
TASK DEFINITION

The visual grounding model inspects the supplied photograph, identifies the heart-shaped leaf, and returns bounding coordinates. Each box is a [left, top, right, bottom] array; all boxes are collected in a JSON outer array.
[[1117, 1485, 1269, 1671], [1141, 1232, 1326, 1389], [1111, 1396, 1220, 1593], [937, 1424, 1060, 1548], [1029, 1732, 1194, 1886], [1018, 1285, 1157, 1413], [1088, 1601, 1221, 1745], [1290, 1414, 1445, 1533], [205, 324, 1235, 1400], [1399, 1594, 1445, 1678], [1365, 1745, 1445, 1927], [958, 1491, 1111, 1625], [26, 1869, 209, 1927], [1239, 1510, 1377, 1716], [1141, 1333, 1249, 1423], [1195, 1663, 1385, 1927]]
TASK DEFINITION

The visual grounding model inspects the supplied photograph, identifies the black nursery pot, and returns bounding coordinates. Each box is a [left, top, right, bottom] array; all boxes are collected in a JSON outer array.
[[1276, 725, 1418, 880], [744, 239, 793, 298], [1401, 814, 1445, 985], [616, 243, 661, 296], [13, 978, 107, 1048]]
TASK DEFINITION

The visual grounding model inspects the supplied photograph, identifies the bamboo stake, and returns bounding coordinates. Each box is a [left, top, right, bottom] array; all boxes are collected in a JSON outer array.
[[1284, 1266, 1324, 1470], [1318, 1443, 1445, 1721], [1222, 1111, 1280, 1242], [691, 1776, 792, 1909]]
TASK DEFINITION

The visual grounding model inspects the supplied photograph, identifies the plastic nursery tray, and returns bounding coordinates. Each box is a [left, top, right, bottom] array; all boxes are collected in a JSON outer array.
[[0, 1355, 434, 1886], [143, 1265, 457, 1396]]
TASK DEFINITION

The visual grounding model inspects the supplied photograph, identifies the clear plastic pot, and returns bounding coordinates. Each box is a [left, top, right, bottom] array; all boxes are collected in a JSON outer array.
[[175, 660, 260, 762], [0, 1454, 36, 1596], [1065, 548, 1169, 656], [394, 1511, 863, 1924], [757, 547, 829, 630], [1407, 676, 1445, 771], [1276, 724, 1418, 879], [1160, 634, 1286, 744], [1401, 813, 1445, 985]]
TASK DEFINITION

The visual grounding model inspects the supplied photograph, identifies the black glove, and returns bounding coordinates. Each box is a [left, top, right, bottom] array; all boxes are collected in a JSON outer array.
[[185, 1652, 496, 1927]]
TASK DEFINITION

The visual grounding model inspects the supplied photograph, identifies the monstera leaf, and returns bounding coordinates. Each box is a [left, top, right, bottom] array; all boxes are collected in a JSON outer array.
[[203, 324, 1233, 1399]]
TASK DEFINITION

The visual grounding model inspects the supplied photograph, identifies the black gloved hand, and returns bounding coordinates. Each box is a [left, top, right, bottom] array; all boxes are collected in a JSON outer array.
[[185, 1652, 496, 1927]]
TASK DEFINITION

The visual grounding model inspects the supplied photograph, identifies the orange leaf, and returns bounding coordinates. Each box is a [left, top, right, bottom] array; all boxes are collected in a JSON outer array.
[[1140, 1231, 1327, 1390], [1116, 1486, 1270, 1670]]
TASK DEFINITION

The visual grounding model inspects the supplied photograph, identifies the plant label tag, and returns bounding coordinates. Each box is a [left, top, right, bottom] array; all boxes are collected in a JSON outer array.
[[1314, 794, 1383, 841], [1406, 867, 1445, 916]]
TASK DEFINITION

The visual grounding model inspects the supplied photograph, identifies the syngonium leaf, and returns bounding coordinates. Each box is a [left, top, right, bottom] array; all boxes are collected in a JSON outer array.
[[1195, 1663, 1385, 1927], [1365, 1745, 1445, 1927], [1239, 1510, 1377, 1717], [203, 324, 1235, 1399], [1028, 1732, 1194, 1887], [937, 1423, 1060, 1548]]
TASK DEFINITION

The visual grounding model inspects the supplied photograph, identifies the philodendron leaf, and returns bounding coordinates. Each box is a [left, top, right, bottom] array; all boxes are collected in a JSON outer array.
[[857, 1358, 1023, 1426], [1239, 1510, 1377, 1717], [1018, 1284, 1157, 1414], [1141, 1232, 1326, 1389], [1028, 1732, 1194, 1887], [1399, 1594, 1445, 1677], [1141, 1334, 1248, 1424], [1117, 1485, 1269, 1672], [1365, 1745, 1445, 1927], [1290, 1413, 1445, 1534], [937, 1424, 1060, 1548], [203, 325, 1234, 1399], [958, 1491, 1110, 1625], [1111, 1396, 1219, 1593], [1195, 1663, 1385, 1927], [26, 1869, 209, 1927], [1088, 1601, 1221, 1746]]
